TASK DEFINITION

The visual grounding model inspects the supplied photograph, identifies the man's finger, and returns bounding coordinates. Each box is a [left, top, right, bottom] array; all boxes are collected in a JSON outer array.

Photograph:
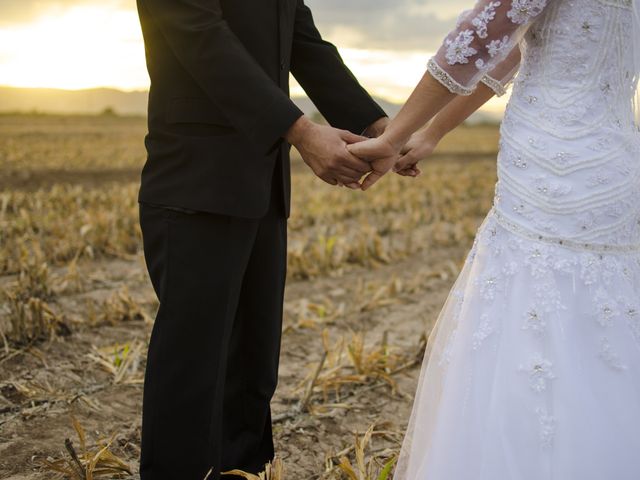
[[334, 165, 368, 179], [330, 157, 368, 180], [321, 175, 338, 186], [394, 152, 415, 170], [338, 150, 373, 173], [393, 156, 408, 172], [394, 163, 417, 174], [395, 160, 421, 175], [336, 172, 364, 184], [361, 171, 385, 191]]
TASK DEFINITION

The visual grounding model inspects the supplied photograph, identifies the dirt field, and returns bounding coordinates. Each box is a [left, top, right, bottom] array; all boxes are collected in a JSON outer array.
[[0, 114, 499, 479]]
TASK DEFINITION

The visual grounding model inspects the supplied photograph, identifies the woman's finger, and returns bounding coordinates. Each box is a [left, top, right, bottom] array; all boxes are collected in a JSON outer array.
[[361, 171, 384, 191], [348, 138, 395, 161], [339, 130, 369, 145], [346, 139, 371, 158], [394, 153, 416, 172]]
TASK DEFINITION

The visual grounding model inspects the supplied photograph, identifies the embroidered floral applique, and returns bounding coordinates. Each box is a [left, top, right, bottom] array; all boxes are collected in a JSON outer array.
[[580, 254, 602, 286], [523, 308, 547, 335], [507, 0, 549, 25], [438, 328, 459, 368], [626, 304, 640, 345], [536, 407, 557, 448], [598, 338, 627, 371], [487, 35, 511, 58], [520, 354, 556, 393], [445, 30, 478, 65], [532, 176, 573, 198], [472, 1, 502, 38], [593, 288, 618, 327], [524, 244, 554, 278], [476, 273, 500, 301], [472, 314, 496, 350]]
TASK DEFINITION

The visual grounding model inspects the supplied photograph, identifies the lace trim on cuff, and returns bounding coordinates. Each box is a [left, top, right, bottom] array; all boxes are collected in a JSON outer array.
[[427, 59, 474, 96], [481, 75, 507, 97]]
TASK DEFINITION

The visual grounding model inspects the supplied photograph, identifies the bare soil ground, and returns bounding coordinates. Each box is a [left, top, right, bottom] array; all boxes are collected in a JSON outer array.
[[0, 241, 472, 479]]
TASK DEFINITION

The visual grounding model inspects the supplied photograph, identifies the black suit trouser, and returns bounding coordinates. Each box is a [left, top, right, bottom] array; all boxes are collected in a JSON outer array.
[[138, 176, 287, 480]]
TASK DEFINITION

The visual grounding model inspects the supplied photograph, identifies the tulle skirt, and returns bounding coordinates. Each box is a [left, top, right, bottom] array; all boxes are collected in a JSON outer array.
[[394, 210, 640, 480]]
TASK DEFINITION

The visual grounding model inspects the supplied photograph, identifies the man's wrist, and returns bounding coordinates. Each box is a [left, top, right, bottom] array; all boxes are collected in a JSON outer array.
[[285, 115, 314, 147], [363, 116, 389, 138]]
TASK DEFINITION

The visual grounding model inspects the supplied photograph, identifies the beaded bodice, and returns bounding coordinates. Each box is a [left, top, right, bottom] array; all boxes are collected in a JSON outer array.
[[494, 0, 640, 248]]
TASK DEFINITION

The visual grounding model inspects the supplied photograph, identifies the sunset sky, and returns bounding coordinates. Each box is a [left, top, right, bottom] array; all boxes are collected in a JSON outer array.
[[0, 0, 507, 110]]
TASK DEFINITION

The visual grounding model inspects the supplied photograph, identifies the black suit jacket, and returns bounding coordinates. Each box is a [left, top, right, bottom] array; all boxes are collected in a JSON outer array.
[[136, 0, 386, 219]]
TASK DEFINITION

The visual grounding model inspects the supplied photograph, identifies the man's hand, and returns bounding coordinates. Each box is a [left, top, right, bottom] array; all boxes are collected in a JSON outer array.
[[363, 117, 390, 139], [347, 136, 400, 191], [286, 116, 371, 187], [393, 129, 439, 178]]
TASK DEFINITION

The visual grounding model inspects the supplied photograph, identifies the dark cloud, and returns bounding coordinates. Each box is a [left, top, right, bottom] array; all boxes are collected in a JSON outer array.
[[306, 0, 469, 51]]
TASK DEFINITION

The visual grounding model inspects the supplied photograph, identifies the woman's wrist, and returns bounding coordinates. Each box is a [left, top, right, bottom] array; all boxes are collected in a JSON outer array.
[[380, 129, 410, 153], [422, 124, 446, 146]]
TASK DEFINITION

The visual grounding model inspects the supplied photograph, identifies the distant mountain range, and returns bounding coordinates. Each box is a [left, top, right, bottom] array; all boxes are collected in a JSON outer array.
[[0, 87, 150, 116], [0, 86, 500, 124]]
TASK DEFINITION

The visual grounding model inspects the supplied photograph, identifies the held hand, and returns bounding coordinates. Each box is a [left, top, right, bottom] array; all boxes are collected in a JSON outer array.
[[394, 130, 439, 177], [286, 116, 371, 187], [338, 116, 391, 189], [347, 136, 400, 191]]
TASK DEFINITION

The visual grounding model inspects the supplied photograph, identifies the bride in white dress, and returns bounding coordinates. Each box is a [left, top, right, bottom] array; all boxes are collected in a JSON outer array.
[[350, 0, 640, 478]]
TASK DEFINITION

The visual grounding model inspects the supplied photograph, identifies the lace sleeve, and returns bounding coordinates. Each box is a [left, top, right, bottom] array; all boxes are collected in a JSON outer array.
[[428, 0, 550, 95], [481, 45, 521, 96]]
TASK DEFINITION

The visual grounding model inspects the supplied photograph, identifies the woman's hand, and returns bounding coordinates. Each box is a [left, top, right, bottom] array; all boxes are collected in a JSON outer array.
[[393, 130, 439, 178], [348, 136, 401, 191]]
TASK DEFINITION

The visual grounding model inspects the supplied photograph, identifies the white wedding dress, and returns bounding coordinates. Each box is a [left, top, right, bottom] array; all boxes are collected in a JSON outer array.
[[395, 0, 640, 479]]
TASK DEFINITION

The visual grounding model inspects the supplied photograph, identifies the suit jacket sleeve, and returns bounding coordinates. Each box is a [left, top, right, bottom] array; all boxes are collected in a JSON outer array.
[[141, 0, 303, 154], [290, 0, 387, 134]]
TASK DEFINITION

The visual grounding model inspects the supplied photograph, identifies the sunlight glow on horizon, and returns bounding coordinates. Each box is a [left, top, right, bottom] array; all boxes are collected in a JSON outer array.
[[0, 5, 507, 113], [0, 6, 149, 91]]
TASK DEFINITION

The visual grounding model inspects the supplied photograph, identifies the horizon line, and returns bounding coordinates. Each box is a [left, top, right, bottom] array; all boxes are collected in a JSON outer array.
[[0, 84, 403, 104]]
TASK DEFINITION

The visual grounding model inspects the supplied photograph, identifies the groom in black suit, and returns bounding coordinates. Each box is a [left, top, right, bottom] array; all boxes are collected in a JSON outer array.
[[136, 0, 387, 478]]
